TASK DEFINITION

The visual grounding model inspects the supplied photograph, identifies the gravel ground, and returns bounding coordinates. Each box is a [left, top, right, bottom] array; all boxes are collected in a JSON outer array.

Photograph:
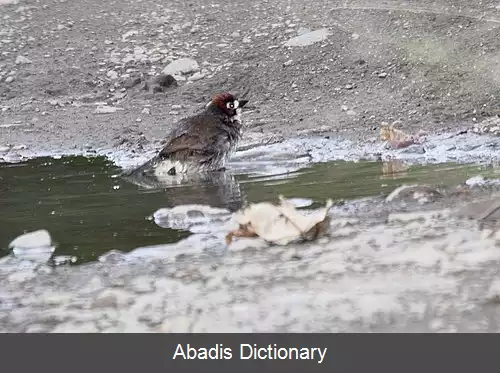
[[3, 0, 500, 332], [2, 0, 500, 160]]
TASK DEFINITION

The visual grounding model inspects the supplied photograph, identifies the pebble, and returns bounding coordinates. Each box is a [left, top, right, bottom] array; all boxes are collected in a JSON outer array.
[[15, 55, 32, 64], [106, 70, 118, 80], [4, 76, 14, 83], [171, 104, 182, 109], [284, 28, 330, 47], [93, 106, 124, 114], [169, 111, 179, 115], [141, 108, 150, 115], [378, 72, 388, 78]]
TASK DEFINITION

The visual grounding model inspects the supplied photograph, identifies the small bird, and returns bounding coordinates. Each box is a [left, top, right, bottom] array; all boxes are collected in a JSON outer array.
[[125, 92, 248, 178]]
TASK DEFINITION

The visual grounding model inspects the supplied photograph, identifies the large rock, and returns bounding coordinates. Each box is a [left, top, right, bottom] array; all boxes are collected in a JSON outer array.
[[162, 58, 199, 76], [284, 28, 331, 47]]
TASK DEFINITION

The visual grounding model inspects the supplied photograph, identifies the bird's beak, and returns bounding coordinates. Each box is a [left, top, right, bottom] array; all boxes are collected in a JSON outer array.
[[239, 100, 249, 108]]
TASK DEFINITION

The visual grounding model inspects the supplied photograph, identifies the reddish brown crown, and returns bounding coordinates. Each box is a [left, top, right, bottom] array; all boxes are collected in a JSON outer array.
[[212, 92, 236, 111]]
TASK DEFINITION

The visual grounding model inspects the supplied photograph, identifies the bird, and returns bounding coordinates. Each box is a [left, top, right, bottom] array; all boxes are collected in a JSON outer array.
[[123, 92, 249, 179]]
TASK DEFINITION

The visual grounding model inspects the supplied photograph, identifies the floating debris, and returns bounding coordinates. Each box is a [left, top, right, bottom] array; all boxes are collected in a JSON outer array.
[[226, 196, 333, 245]]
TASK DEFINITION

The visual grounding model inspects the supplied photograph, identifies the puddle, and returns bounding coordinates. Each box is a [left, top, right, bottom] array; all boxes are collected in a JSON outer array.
[[1, 155, 498, 265]]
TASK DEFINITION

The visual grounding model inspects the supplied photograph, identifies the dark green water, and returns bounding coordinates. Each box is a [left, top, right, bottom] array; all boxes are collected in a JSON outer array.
[[0, 156, 495, 264]]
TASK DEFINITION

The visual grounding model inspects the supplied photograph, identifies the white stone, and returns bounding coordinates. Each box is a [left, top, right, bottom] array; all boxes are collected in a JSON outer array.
[[106, 70, 118, 80], [284, 28, 330, 47], [93, 106, 124, 114], [162, 58, 199, 76], [15, 55, 32, 64]]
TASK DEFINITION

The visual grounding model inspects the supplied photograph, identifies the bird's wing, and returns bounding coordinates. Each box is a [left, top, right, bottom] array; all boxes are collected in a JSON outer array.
[[158, 116, 223, 161]]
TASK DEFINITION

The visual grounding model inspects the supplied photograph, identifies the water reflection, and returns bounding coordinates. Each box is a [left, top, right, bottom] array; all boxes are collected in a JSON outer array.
[[121, 169, 246, 212], [381, 159, 410, 180]]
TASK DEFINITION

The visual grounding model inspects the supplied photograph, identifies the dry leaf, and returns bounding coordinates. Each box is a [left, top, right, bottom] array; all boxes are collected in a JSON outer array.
[[380, 121, 419, 149], [225, 196, 334, 246]]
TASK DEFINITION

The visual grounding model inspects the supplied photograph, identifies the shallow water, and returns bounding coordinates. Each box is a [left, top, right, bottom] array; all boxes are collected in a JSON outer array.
[[0, 155, 496, 265]]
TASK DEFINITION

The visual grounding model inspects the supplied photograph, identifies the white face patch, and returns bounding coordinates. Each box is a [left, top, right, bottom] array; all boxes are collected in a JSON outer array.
[[226, 100, 239, 110]]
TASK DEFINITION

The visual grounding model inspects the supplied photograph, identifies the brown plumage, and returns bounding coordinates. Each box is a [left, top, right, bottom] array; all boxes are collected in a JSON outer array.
[[123, 92, 248, 178]]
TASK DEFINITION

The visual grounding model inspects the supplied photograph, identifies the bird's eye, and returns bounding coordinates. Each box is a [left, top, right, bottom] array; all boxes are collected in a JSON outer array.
[[226, 102, 234, 109]]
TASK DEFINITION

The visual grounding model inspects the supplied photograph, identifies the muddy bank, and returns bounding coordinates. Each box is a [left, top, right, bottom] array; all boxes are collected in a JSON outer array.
[[2, 0, 500, 161]]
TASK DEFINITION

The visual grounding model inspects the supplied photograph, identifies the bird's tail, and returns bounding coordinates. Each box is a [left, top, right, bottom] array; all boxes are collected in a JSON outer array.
[[120, 155, 161, 178]]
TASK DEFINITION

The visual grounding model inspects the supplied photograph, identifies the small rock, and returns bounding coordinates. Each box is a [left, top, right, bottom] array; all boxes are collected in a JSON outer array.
[[106, 70, 118, 80], [171, 104, 182, 110], [341, 105, 349, 111], [155, 73, 177, 87], [162, 58, 199, 76], [346, 110, 357, 116], [284, 28, 330, 47], [141, 108, 150, 115], [465, 175, 487, 187], [15, 55, 32, 64], [169, 111, 179, 115], [93, 106, 124, 114], [378, 72, 388, 78], [4, 76, 14, 83]]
